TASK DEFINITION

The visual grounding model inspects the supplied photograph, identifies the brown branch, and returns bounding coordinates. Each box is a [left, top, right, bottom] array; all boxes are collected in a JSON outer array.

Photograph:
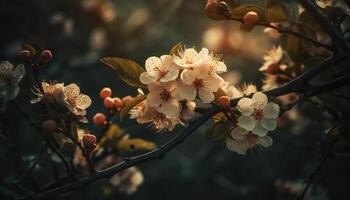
[[27, 53, 350, 200]]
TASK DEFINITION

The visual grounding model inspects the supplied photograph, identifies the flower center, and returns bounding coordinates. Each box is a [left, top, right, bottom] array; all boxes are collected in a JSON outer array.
[[193, 78, 204, 89], [252, 109, 264, 121], [154, 67, 168, 78], [159, 89, 171, 102], [185, 56, 193, 64]]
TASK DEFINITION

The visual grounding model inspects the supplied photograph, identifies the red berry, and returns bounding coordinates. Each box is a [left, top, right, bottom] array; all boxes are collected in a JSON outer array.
[[243, 11, 260, 26], [113, 97, 123, 110], [93, 113, 106, 126], [122, 96, 133, 105], [42, 120, 57, 132], [40, 50, 53, 62], [99, 87, 112, 99], [217, 95, 231, 107], [103, 97, 114, 109]]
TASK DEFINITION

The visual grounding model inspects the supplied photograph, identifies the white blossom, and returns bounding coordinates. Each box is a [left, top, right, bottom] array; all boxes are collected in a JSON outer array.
[[58, 83, 92, 116], [237, 92, 280, 136], [139, 55, 179, 84], [31, 81, 64, 104], [0, 61, 25, 101], [173, 47, 210, 69], [226, 126, 273, 155], [259, 46, 284, 72]]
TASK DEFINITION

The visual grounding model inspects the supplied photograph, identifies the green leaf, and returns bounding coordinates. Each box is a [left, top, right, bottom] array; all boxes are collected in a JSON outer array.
[[231, 4, 265, 20], [169, 42, 182, 57], [206, 121, 231, 142], [100, 57, 146, 88], [119, 95, 146, 120], [265, 0, 289, 22], [117, 138, 156, 152]]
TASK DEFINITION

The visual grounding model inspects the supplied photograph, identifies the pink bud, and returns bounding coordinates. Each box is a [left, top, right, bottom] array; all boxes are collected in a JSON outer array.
[[93, 113, 106, 126], [40, 50, 53, 62], [19, 50, 32, 62], [122, 96, 133, 105], [82, 134, 97, 155], [243, 11, 260, 26], [99, 87, 112, 99], [103, 97, 115, 109], [217, 95, 231, 107], [113, 97, 123, 111]]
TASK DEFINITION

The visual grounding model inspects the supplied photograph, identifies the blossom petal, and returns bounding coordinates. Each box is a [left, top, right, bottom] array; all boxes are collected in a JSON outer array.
[[261, 118, 277, 131], [257, 136, 273, 147], [203, 75, 220, 92], [251, 123, 268, 137], [215, 61, 227, 73], [237, 98, 253, 116], [139, 72, 157, 84], [158, 99, 179, 116], [198, 88, 214, 103], [146, 92, 162, 107], [178, 82, 196, 100], [237, 115, 256, 131], [252, 92, 268, 110], [64, 83, 80, 99], [226, 137, 249, 155], [160, 67, 178, 82], [263, 102, 280, 119], [145, 56, 161, 75], [180, 69, 196, 85], [75, 94, 92, 110], [230, 127, 249, 140], [12, 64, 25, 84]]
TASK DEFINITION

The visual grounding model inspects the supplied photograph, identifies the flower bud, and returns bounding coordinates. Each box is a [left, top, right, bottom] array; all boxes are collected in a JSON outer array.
[[205, 0, 230, 20], [217, 95, 231, 107], [93, 113, 106, 126], [103, 97, 115, 109], [82, 134, 97, 155], [40, 50, 53, 62], [243, 11, 260, 26], [113, 97, 123, 110], [42, 119, 57, 132], [186, 101, 196, 111], [19, 50, 32, 62], [99, 87, 112, 99], [122, 96, 133, 105]]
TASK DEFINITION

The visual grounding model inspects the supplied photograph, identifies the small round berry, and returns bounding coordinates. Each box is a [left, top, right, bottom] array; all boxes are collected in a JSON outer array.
[[205, 0, 230, 20], [113, 97, 123, 109], [243, 11, 260, 26], [93, 113, 106, 126], [99, 87, 112, 99], [40, 50, 53, 62], [186, 101, 196, 111], [42, 120, 57, 132], [217, 95, 231, 107], [82, 134, 97, 155], [122, 96, 133, 105], [103, 97, 115, 109], [19, 50, 32, 62]]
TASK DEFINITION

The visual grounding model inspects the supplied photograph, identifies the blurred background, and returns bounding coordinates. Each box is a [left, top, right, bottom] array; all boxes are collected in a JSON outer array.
[[0, 0, 349, 200]]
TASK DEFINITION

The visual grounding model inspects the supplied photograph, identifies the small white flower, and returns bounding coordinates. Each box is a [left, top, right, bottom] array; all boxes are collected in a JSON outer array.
[[226, 126, 273, 155], [110, 167, 144, 195], [31, 81, 64, 104], [0, 61, 25, 101], [179, 67, 222, 103], [139, 55, 179, 84], [259, 46, 283, 72], [174, 47, 210, 69], [58, 83, 92, 115], [146, 81, 180, 116], [237, 92, 280, 137], [222, 83, 257, 99]]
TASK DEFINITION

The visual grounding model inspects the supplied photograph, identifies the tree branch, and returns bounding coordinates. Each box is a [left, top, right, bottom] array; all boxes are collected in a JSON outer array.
[[298, 0, 348, 51]]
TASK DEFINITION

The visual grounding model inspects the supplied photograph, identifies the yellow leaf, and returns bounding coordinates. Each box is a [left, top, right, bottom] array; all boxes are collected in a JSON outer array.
[[117, 138, 156, 152]]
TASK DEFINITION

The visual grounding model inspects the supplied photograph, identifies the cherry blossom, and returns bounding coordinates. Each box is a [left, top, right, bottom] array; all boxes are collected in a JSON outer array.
[[173, 47, 210, 69], [237, 92, 280, 136], [139, 55, 179, 84], [31, 81, 64, 104], [259, 46, 285, 72], [58, 83, 92, 116], [226, 126, 273, 155], [146, 81, 180, 116], [0, 61, 25, 102]]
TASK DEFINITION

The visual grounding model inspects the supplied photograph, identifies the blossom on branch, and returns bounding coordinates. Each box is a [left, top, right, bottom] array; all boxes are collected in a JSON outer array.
[[58, 83, 92, 116], [0, 61, 25, 106]]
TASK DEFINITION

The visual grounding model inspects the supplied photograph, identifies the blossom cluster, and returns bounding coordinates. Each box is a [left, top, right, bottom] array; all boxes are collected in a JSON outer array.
[[130, 47, 226, 132]]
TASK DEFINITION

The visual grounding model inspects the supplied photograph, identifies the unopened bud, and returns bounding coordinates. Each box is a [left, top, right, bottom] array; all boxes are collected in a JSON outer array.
[[99, 87, 112, 99], [113, 97, 123, 110], [205, 0, 230, 20], [82, 134, 97, 155], [186, 101, 196, 111], [42, 120, 57, 132], [103, 97, 115, 109], [217, 95, 231, 107], [19, 50, 32, 62], [40, 50, 53, 62], [243, 11, 260, 26], [93, 113, 106, 127]]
